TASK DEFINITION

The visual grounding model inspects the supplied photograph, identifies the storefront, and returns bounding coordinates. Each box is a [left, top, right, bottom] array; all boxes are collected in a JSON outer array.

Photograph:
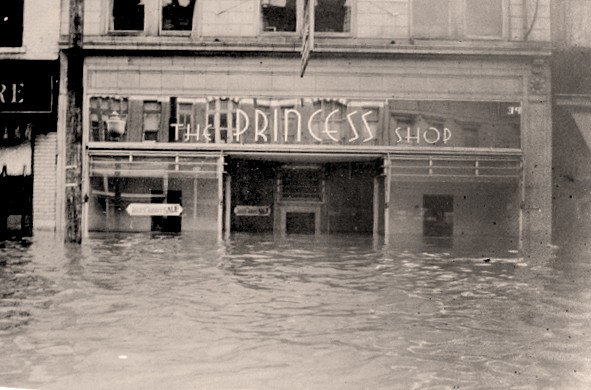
[[0, 60, 58, 237], [82, 55, 550, 248]]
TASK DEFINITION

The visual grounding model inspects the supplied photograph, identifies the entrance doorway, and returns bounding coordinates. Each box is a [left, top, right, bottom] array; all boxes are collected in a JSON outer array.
[[423, 194, 454, 237], [224, 156, 383, 236]]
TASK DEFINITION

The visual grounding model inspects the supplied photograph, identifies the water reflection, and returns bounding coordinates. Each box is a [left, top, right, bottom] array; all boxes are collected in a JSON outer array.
[[0, 233, 589, 389]]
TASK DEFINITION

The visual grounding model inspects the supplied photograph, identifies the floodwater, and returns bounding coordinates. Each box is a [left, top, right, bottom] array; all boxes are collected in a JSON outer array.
[[0, 233, 590, 390]]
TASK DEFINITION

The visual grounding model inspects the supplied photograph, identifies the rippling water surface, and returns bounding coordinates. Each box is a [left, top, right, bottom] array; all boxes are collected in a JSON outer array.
[[0, 233, 590, 389]]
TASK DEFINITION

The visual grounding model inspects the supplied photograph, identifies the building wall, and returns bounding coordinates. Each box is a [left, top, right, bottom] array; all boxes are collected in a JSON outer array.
[[550, 0, 591, 245], [83, 54, 553, 246], [0, 0, 61, 60], [33, 133, 57, 230], [83, 0, 551, 42]]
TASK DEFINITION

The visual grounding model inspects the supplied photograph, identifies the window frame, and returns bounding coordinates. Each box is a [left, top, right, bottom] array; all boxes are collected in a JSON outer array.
[[410, 0, 508, 41], [159, 0, 198, 36], [313, 0, 355, 37], [0, 0, 24, 48], [461, 0, 508, 40], [259, 0, 301, 36], [109, 0, 147, 34]]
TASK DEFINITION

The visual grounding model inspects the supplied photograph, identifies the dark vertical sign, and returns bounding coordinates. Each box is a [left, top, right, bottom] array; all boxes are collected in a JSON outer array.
[[300, 0, 315, 77]]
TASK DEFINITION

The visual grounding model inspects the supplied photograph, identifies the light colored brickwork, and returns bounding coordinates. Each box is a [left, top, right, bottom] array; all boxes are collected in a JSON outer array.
[[33, 133, 57, 231], [81, 0, 551, 42], [0, 0, 61, 60]]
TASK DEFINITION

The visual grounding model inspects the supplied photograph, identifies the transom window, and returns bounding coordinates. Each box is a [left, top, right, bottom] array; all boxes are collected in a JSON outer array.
[[0, 1, 24, 47], [412, 0, 505, 40]]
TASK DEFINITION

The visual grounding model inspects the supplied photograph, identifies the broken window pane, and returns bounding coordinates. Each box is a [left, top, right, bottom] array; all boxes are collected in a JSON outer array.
[[162, 0, 197, 31], [315, 0, 351, 33], [0, 1, 23, 47], [112, 0, 145, 31], [261, 0, 297, 32]]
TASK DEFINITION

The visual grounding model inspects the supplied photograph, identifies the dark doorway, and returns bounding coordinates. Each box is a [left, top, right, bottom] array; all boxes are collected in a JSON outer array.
[[286, 212, 315, 235], [151, 190, 182, 233], [423, 195, 453, 237], [228, 159, 277, 233]]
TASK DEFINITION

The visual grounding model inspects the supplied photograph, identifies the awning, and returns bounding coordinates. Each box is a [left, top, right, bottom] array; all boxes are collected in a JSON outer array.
[[0, 143, 32, 176], [556, 94, 591, 152]]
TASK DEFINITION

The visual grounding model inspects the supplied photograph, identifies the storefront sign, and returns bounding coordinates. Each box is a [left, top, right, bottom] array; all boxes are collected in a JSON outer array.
[[126, 203, 183, 216], [393, 126, 452, 145], [0, 61, 56, 113], [234, 205, 271, 216], [91, 97, 522, 149], [0, 122, 32, 146]]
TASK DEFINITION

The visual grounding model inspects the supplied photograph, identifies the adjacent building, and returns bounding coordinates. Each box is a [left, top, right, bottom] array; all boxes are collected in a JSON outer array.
[[61, 0, 553, 250], [0, 1, 61, 237], [551, 0, 591, 245]]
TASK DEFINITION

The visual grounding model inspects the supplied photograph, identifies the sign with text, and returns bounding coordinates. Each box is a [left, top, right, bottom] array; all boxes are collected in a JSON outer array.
[[92, 97, 522, 149], [234, 205, 272, 217], [126, 203, 183, 217], [0, 61, 56, 113]]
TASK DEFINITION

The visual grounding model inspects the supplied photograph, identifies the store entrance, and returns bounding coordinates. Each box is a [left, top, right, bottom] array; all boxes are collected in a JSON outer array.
[[225, 156, 383, 236]]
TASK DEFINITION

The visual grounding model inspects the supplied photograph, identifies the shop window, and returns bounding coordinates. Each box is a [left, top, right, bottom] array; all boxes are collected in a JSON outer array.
[[206, 99, 235, 143], [261, 0, 297, 32], [315, 0, 351, 33], [172, 101, 194, 142], [143, 102, 161, 142], [462, 126, 479, 147], [411, 0, 505, 40], [310, 99, 347, 143], [112, 0, 145, 31], [161, 0, 197, 32], [89, 97, 129, 142], [423, 195, 453, 237], [0, 2, 24, 47]]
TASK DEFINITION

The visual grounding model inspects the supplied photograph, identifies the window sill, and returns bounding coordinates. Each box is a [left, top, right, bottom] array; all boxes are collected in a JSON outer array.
[[0, 46, 26, 54], [82, 36, 551, 56]]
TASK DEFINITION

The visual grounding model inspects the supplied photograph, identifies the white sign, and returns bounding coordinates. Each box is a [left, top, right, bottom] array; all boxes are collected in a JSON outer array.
[[234, 205, 271, 217], [126, 203, 183, 217]]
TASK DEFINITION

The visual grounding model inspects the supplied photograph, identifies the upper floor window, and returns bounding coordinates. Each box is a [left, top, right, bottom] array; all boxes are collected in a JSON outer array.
[[315, 0, 351, 33], [112, 0, 145, 31], [464, 0, 503, 38], [162, 0, 197, 32], [0, 2, 24, 47], [412, 0, 505, 40], [261, 0, 297, 32]]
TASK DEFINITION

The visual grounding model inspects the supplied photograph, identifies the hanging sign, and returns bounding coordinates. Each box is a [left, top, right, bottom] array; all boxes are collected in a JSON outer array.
[[234, 205, 272, 217], [126, 203, 183, 216]]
